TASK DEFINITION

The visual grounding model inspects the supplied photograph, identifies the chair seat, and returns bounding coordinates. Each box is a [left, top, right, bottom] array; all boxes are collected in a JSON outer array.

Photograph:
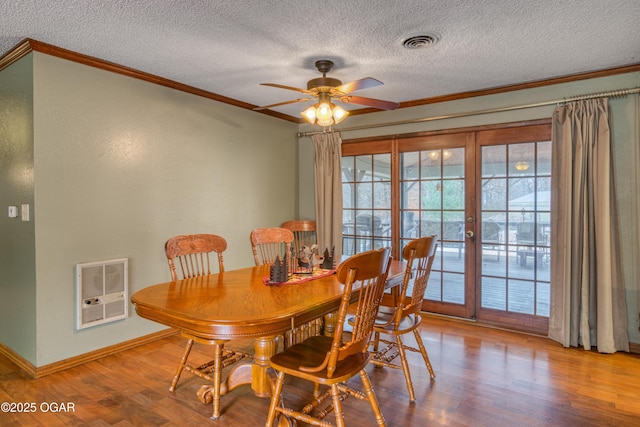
[[374, 312, 422, 335], [269, 335, 370, 384]]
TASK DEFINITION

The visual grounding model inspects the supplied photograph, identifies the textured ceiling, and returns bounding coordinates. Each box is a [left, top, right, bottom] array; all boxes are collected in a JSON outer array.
[[1, 0, 639, 120]]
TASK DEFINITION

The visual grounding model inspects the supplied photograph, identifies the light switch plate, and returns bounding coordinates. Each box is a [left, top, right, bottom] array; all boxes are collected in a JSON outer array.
[[21, 204, 30, 221], [8, 206, 17, 218]]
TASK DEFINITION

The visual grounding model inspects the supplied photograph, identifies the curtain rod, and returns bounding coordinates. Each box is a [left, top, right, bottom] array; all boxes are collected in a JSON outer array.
[[297, 87, 640, 138]]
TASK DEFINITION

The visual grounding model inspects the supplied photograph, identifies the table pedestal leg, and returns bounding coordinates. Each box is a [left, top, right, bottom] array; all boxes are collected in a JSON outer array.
[[323, 311, 337, 337], [196, 335, 278, 419], [251, 335, 278, 397]]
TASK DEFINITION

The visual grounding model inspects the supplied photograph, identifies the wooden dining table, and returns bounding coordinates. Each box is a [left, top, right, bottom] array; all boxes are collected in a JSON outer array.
[[131, 260, 405, 419]]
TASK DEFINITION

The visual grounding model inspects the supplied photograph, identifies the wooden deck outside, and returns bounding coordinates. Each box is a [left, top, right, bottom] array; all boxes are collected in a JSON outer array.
[[420, 243, 552, 317]]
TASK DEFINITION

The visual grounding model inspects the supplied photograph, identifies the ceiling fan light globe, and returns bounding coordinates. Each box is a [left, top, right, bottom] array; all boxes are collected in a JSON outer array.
[[316, 116, 334, 127], [301, 106, 317, 124], [316, 102, 333, 122], [332, 105, 349, 124]]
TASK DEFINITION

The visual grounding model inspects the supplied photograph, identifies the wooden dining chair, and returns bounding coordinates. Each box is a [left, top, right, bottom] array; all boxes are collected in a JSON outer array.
[[249, 227, 295, 266], [265, 247, 392, 427], [166, 233, 226, 281], [280, 220, 324, 343], [369, 235, 438, 402], [250, 226, 320, 347], [281, 219, 317, 256], [164, 234, 250, 418]]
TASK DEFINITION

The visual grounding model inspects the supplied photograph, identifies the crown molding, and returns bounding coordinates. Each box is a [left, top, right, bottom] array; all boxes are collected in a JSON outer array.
[[348, 62, 640, 117], [2, 38, 639, 124], [0, 38, 32, 71], [0, 38, 300, 123]]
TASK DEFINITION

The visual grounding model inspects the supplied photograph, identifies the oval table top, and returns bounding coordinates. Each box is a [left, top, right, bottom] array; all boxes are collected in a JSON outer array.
[[132, 260, 405, 340]]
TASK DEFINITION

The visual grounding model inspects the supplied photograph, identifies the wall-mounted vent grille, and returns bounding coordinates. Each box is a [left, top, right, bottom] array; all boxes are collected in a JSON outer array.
[[76, 258, 128, 329]]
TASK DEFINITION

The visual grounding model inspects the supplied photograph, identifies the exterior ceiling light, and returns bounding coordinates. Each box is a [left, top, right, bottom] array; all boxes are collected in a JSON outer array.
[[428, 150, 452, 160]]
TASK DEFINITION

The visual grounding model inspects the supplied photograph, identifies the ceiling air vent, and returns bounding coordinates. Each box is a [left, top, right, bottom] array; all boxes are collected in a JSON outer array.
[[402, 33, 440, 49]]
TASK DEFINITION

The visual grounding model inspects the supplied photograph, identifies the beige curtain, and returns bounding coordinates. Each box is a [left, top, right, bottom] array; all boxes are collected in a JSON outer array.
[[549, 98, 629, 353], [312, 132, 343, 260]]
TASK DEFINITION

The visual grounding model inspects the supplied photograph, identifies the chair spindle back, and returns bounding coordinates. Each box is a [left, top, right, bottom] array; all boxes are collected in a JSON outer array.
[[250, 227, 295, 266], [165, 234, 227, 281], [398, 235, 437, 320], [281, 220, 317, 256]]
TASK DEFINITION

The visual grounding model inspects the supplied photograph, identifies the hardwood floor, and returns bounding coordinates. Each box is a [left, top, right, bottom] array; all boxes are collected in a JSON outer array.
[[1, 316, 639, 426]]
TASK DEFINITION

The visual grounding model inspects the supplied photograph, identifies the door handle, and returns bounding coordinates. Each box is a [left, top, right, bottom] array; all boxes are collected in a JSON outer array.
[[466, 230, 475, 240]]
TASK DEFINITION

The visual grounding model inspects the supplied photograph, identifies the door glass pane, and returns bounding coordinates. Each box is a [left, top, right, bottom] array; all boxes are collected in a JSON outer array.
[[356, 182, 373, 209], [442, 272, 464, 304], [481, 277, 506, 310], [443, 148, 464, 178], [442, 179, 464, 210], [355, 155, 372, 181], [421, 181, 441, 210], [425, 270, 442, 300], [507, 280, 534, 314], [402, 211, 419, 239], [509, 143, 535, 177], [373, 153, 391, 181], [482, 145, 506, 177], [374, 182, 391, 208], [482, 178, 507, 211], [402, 181, 419, 209], [480, 141, 551, 318], [537, 141, 552, 174], [342, 182, 354, 209], [402, 151, 419, 179], [421, 150, 441, 178], [536, 282, 550, 316], [401, 148, 466, 305]]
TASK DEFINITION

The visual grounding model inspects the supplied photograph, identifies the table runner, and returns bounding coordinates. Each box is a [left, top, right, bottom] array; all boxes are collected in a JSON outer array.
[[263, 269, 336, 286]]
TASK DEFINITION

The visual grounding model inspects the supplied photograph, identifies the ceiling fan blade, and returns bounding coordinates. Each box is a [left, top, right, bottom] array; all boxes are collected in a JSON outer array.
[[340, 95, 399, 110], [334, 77, 383, 94], [253, 98, 310, 111], [260, 83, 312, 94]]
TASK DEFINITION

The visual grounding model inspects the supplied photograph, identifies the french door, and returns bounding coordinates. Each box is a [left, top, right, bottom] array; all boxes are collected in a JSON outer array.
[[342, 122, 551, 333]]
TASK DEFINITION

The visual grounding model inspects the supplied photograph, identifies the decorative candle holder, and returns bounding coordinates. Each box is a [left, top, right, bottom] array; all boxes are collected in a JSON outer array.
[[321, 246, 335, 270], [270, 254, 289, 283]]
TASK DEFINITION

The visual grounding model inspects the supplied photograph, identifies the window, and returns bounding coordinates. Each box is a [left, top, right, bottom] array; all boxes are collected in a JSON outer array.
[[342, 153, 392, 255]]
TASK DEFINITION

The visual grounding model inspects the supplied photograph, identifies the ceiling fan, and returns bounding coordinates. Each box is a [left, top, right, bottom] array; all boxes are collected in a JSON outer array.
[[254, 60, 399, 126]]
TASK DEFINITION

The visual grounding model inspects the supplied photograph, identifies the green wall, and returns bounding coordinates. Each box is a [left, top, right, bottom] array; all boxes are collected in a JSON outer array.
[[2, 52, 298, 366], [0, 54, 37, 363]]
